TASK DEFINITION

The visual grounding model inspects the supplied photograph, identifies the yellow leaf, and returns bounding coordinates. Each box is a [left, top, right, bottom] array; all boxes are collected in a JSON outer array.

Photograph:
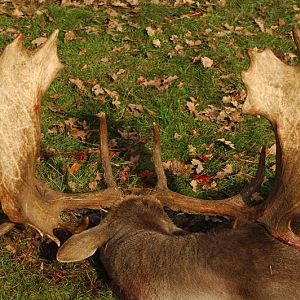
[[69, 162, 81, 175]]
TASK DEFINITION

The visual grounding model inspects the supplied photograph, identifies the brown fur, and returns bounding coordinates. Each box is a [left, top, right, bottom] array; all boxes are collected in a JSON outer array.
[[58, 198, 300, 300], [101, 199, 300, 299]]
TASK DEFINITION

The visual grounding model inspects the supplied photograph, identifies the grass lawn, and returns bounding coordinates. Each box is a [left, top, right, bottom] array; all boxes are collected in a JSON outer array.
[[0, 0, 299, 298]]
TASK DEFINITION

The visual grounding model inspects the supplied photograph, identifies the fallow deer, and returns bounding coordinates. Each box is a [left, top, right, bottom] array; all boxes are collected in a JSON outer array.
[[2, 27, 300, 299]]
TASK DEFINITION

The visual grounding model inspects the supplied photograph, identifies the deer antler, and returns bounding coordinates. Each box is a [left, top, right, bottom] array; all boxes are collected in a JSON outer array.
[[0, 30, 266, 246], [241, 28, 300, 248], [0, 31, 121, 245]]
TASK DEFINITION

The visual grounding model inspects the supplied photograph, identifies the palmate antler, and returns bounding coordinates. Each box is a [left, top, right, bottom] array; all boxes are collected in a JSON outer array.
[[241, 28, 300, 248], [0, 30, 268, 247], [0, 31, 122, 245]]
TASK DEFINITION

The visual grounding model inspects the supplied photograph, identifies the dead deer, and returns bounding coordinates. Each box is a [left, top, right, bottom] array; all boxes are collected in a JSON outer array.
[[57, 198, 300, 300], [1, 27, 300, 299]]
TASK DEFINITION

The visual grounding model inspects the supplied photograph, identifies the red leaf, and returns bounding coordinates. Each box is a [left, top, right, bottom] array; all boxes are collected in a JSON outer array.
[[192, 175, 210, 183], [75, 151, 87, 161]]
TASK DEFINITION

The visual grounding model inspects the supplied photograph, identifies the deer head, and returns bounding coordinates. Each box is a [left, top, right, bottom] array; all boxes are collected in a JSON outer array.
[[1, 28, 299, 250]]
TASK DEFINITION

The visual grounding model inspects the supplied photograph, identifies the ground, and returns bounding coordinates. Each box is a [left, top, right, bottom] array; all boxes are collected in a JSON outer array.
[[0, 0, 298, 299]]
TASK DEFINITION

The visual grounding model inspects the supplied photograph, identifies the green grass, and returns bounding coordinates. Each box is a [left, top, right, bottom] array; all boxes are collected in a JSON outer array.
[[0, 0, 299, 298]]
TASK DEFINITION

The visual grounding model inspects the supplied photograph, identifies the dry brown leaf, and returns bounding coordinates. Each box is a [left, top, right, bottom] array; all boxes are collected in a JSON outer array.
[[168, 44, 184, 58], [163, 160, 192, 175], [201, 56, 214, 68], [254, 18, 265, 32], [185, 39, 202, 47], [92, 84, 105, 96], [217, 138, 235, 149], [112, 0, 128, 7], [31, 36, 47, 47], [190, 179, 199, 192], [104, 88, 121, 107], [68, 181, 76, 192], [153, 39, 161, 48], [137, 75, 178, 91], [146, 26, 156, 36], [188, 144, 197, 156], [5, 243, 16, 254], [111, 69, 126, 81], [70, 128, 88, 140], [69, 78, 85, 91], [64, 30, 75, 42], [12, 8, 24, 17], [65, 118, 90, 140], [81, 64, 88, 71], [174, 0, 194, 6], [128, 103, 144, 116], [89, 181, 98, 191], [100, 57, 109, 63], [191, 159, 204, 174], [215, 164, 233, 180], [126, 0, 139, 5]]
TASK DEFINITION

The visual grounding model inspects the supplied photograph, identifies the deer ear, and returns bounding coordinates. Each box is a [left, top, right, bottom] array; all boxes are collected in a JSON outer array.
[[57, 225, 109, 263]]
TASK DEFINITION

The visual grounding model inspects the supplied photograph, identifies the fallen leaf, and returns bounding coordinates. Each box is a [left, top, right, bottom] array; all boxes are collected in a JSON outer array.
[[68, 181, 76, 192], [69, 78, 85, 91], [163, 160, 192, 175], [112, 0, 128, 8], [193, 175, 210, 183], [119, 168, 129, 182], [5, 243, 16, 254], [191, 159, 204, 174], [185, 39, 202, 46], [128, 103, 144, 116], [12, 8, 24, 17], [69, 162, 81, 175], [49, 93, 64, 99], [153, 39, 161, 48], [168, 44, 184, 58], [188, 144, 197, 156], [174, 133, 182, 140], [64, 30, 75, 42], [104, 88, 121, 107], [215, 164, 233, 180], [126, 0, 139, 5], [92, 84, 105, 96], [89, 181, 98, 191], [174, 0, 194, 6], [111, 68, 126, 81], [100, 57, 109, 63], [31, 36, 47, 47], [190, 179, 199, 192], [137, 75, 178, 91], [201, 56, 214, 68], [254, 18, 265, 32], [75, 151, 87, 161], [146, 26, 156, 36], [217, 138, 235, 149], [70, 128, 88, 140]]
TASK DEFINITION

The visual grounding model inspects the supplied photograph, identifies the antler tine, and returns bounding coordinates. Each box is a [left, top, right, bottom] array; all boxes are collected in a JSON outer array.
[[99, 112, 117, 188], [151, 123, 266, 219], [292, 27, 300, 57], [152, 124, 168, 191]]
